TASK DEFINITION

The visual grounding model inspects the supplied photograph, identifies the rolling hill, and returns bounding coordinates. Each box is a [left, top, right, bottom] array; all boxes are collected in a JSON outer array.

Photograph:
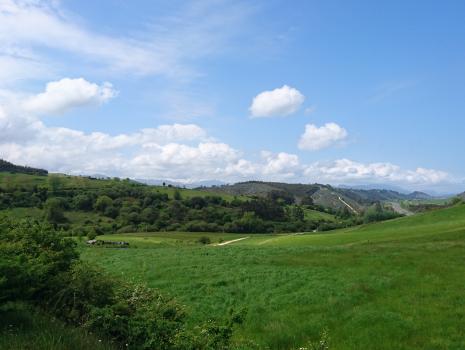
[[0, 159, 48, 176], [204, 181, 433, 212]]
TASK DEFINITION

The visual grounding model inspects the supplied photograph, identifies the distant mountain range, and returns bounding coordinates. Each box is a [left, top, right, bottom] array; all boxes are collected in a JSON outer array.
[[135, 179, 227, 189]]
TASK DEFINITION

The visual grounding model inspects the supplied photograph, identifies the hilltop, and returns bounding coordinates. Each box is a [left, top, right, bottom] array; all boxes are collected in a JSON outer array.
[[0, 159, 47, 176], [204, 180, 433, 212], [0, 169, 349, 235]]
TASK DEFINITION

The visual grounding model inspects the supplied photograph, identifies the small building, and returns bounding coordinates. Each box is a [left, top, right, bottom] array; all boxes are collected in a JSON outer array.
[[86, 239, 129, 247]]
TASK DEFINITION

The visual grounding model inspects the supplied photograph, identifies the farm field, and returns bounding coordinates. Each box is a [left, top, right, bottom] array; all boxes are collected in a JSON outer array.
[[82, 204, 465, 349]]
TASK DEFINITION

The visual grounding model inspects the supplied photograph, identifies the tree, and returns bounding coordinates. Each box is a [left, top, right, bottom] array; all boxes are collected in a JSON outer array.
[[290, 205, 305, 222], [140, 207, 158, 224], [267, 190, 295, 205], [173, 189, 182, 201], [44, 198, 67, 224], [73, 194, 94, 211], [94, 195, 113, 213], [104, 206, 119, 219]]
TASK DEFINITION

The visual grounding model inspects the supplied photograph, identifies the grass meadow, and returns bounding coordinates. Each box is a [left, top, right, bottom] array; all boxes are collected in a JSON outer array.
[[81, 205, 465, 349], [0, 303, 113, 350]]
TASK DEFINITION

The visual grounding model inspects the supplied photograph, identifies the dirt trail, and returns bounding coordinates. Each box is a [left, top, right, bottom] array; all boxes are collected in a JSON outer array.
[[258, 232, 304, 245], [338, 196, 358, 214], [215, 237, 250, 246]]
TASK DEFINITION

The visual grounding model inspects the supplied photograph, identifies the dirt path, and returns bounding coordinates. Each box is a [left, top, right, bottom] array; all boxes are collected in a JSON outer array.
[[338, 196, 358, 214], [390, 202, 414, 216], [215, 236, 250, 246], [258, 232, 305, 245]]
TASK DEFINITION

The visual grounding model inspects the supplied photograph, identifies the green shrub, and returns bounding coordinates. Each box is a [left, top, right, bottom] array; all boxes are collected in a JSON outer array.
[[0, 219, 78, 303], [198, 236, 211, 245], [44, 198, 67, 224], [87, 231, 97, 240]]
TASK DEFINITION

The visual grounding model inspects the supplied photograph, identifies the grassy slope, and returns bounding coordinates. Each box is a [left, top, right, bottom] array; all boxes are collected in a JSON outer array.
[[82, 204, 465, 349], [0, 172, 236, 200], [0, 303, 113, 350]]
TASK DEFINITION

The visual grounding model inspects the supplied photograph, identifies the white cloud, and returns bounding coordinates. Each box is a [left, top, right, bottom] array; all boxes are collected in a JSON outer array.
[[22, 78, 117, 115], [0, 0, 255, 80], [261, 151, 299, 177], [249, 85, 304, 118], [298, 122, 348, 151], [304, 159, 450, 185], [0, 90, 454, 189]]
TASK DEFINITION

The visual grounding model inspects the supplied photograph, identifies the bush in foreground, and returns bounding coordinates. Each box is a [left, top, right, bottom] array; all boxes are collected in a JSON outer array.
[[0, 219, 241, 349]]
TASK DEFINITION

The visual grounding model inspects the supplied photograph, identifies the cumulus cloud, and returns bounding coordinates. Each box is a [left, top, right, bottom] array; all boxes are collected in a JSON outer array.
[[22, 78, 117, 115], [249, 85, 304, 118], [298, 123, 348, 151], [304, 159, 450, 185], [261, 151, 300, 178], [0, 90, 454, 189]]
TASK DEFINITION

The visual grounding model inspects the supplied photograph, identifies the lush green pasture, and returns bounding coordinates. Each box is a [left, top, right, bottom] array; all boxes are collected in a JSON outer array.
[[82, 205, 465, 349], [303, 208, 336, 222], [94, 231, 254, 247]]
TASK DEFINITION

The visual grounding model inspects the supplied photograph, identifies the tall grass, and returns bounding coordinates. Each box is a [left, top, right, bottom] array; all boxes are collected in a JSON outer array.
[[0, 303, 113, 350], [82, 205, 465, 349]]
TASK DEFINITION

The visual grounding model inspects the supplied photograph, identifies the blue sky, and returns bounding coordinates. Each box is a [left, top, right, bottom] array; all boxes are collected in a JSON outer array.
[[0, 0, 464, 193]]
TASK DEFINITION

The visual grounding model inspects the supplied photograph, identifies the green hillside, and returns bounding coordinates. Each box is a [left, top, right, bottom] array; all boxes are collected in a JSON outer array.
[[82, 204, 465, 349], [0, 171, 346, 235], [0, 159, 48, 176], [207, 180, 436, 213]]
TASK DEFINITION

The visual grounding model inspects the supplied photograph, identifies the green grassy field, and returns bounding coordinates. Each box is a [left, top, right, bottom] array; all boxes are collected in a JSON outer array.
[[81, 204, 465, 349], [303, 208, 336, 222]]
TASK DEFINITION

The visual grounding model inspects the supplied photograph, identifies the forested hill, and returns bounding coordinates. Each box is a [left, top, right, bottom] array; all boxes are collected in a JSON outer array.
[[0, 159, 48, 176], [205, 181, 432, 209]]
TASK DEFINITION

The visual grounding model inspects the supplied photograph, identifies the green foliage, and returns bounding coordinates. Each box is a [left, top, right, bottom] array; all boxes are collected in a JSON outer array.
[[94, 195, 113, 213], [224, 212, 269, 233], [1, 219, 239, 349], [0, 159, 47, 176], [267, 190, 295, 205], [0, 172, 358, 234], [47, 175, 62, 192], [44, 198, 67, 224], [0, 303, 113, 350], [87, 231, 97, 240], [73, 194, 94, 211], [363, 204, 401, 223], [173, 189, 182, 200], [289, 205, 305, 222], [197, 236, 211, 245], [0, 220, 78, 303]]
